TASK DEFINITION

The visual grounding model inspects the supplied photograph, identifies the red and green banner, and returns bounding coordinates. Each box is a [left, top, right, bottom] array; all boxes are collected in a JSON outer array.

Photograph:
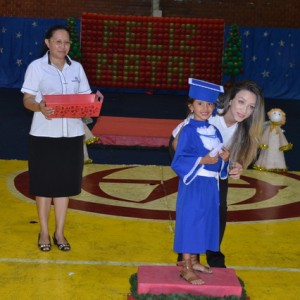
[[81, 13, 224, 91]]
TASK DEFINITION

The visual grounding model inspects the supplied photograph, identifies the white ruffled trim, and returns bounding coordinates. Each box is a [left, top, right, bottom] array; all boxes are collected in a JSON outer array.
[[183, 157, 204, 185], [219, 160, 230, 180]]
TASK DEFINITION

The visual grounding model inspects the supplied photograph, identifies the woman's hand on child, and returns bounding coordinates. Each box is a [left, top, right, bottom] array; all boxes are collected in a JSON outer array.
[[229, 162, 243, 179]]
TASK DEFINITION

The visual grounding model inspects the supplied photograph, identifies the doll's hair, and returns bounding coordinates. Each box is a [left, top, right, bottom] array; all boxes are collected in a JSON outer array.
[[218, 80, 265, 168], [268, 108, 286, 125]]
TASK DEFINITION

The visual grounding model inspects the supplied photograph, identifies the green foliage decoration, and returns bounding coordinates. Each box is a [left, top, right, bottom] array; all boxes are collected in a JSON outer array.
[[222, 24, 243, 81], [67, 17, 82, 61]]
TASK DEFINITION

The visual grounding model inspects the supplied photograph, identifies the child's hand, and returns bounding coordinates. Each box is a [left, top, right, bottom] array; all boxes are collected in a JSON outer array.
[[219, 147, 230, 162], [200, 152, 219, 165]]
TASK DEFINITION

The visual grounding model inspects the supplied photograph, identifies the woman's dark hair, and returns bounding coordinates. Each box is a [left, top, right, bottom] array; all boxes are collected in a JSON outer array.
[[40, 24, 71, 57]]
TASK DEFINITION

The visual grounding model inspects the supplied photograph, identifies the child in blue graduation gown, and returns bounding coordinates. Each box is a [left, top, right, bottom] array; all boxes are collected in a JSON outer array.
[[171, 78, 230, 285]]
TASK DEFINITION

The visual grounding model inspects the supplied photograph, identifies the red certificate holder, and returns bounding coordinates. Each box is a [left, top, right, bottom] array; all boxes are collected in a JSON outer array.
[[44, 91, 103, 118]]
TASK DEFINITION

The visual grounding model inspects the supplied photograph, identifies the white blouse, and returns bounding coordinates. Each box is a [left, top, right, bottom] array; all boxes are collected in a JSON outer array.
[[21, 53, 92, 138]]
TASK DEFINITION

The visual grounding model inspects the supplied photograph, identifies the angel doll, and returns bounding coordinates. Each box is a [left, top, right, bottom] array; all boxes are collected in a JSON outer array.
[[254, 108, 293, 172]]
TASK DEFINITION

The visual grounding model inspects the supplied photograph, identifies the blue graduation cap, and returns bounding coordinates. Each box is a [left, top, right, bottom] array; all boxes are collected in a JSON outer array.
[[188, 78, 224, 103]]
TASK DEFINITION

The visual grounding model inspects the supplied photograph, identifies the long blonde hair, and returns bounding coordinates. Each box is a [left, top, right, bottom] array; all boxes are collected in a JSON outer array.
[[218, 80, 265, 168]]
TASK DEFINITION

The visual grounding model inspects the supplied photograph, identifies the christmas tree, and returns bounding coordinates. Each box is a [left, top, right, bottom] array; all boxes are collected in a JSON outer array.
[[222, 24, 243, 85], [67, 17, 81, 61]]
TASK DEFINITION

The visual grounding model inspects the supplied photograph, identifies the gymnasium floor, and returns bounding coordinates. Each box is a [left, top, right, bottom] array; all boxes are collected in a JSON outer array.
[[1, 159, 300, 300]]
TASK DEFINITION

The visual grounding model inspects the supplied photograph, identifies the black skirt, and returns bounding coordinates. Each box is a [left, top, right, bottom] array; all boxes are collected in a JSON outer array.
[[28, 135, 84, 197]]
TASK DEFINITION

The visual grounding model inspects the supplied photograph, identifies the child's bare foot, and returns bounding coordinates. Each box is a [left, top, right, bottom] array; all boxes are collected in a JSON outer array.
[[191, 254, 212, 274], [192, 262, 212, 274], [180, 268, 204, 285]]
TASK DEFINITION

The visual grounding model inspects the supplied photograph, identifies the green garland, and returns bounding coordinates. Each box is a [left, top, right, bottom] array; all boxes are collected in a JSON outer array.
[[66, 17, 81, 62], [129, 273, 247, 300], [221, 24, 243, 79]]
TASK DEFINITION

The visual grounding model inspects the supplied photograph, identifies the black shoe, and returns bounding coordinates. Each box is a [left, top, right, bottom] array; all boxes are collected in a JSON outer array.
[[38, 234, 51, 252], [206, 250, 226, 268], [53, 233, 71, 251]]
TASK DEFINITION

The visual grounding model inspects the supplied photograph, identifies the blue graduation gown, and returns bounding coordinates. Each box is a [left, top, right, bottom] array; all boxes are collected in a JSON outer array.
[[171, 119, 229, 254]]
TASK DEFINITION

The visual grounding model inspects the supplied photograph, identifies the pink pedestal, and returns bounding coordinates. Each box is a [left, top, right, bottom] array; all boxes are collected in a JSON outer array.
[[127, 295, 250, 300], [137, 266, 243, 297]]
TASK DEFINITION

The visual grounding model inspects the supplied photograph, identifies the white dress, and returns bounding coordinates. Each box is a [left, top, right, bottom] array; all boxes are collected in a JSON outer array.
[[253, 122, 293, 172]]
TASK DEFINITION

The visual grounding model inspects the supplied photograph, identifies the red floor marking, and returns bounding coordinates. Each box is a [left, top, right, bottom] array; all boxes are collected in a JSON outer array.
[[14, 168, 300, 221]]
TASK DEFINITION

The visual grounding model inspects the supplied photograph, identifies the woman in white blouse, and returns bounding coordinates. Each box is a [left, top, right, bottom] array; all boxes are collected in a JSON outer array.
[[21, 25, 91, 252]]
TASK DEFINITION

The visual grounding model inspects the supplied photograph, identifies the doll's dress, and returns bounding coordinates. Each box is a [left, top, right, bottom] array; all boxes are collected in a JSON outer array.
[[254, 122, 293, 172]]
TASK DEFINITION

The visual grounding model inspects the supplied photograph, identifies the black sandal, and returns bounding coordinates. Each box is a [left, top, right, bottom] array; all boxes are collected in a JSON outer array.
[[38, 234, 51, 252], [53, 233, 71, 251]]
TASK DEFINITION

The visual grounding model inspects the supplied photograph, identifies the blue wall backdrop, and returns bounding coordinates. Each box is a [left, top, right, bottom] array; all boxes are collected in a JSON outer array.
[[223, 26, 300, 100], [0, 17, 68, 88]]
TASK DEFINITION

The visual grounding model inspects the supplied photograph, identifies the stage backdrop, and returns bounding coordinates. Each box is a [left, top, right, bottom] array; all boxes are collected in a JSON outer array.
[[80, 13, 224, 91], [0, 17, 68, 88], [1, 16, 300, 99], [223, 26, 300, 100]]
